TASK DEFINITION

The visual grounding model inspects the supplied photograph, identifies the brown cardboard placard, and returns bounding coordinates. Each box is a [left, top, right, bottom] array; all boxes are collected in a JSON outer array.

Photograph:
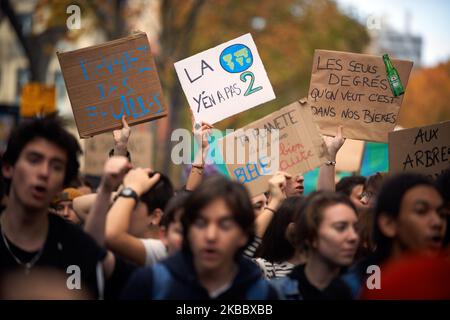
[[336, 139, 365, 173], [308, 50, 413, 142], [219, 98, 329, 197], [20, 83, 56, 117], [57, 31, 167, 138], [84, 127, 153, 176], [389, 121, 450, 179]]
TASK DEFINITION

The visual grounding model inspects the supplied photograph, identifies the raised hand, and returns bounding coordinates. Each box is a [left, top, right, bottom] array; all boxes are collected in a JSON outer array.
[[100, 156, 132, 193], [123, 168, 161, 196], [268, 171, 290, 203], [323, 125, 345, 158], [113, 116, 131, 156]]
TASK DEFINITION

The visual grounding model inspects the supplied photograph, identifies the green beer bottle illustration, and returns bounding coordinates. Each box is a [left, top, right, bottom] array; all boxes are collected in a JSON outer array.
[[383, 54, 404, 97]]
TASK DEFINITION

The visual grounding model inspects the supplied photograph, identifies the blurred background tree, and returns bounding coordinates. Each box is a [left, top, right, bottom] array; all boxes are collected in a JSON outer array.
[[2, 0, 370, 185], [399, 60, 450, 128]]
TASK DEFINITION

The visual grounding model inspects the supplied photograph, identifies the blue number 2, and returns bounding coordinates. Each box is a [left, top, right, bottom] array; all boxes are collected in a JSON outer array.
[[240, 71, 262, 96]]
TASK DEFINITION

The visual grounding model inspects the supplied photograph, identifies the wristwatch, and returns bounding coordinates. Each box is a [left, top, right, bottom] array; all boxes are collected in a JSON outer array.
[[118, 187, 139, 202]]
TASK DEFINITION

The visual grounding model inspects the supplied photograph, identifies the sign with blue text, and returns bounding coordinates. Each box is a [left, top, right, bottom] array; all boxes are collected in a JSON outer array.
[[57, 32, 167, 138], [174, 33, 275, 124]]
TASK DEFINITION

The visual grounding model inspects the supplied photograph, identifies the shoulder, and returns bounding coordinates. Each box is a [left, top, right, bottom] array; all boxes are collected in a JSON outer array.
[[121, 266, 154, 300], [253, 257, 274, 278], [48, 214, 106, 261], [139, 238, 168, 265], [48, 214, 87, 239], [270, 276, 302, 300]]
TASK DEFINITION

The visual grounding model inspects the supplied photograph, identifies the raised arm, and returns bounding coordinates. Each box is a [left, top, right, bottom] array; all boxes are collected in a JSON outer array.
[[112, 116, 131, 158], [317, 126, 345, 191], [84, 156, 131, 246], [186, 121, 213, 191], [105, 168, 161, 266], [254, 172, 288, 238]]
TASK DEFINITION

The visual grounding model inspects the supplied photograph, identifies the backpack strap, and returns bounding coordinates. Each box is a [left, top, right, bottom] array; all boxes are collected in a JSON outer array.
[[246, 278, 272, 300], [270, 277, 303, 300], [151, 263, 172, 300]]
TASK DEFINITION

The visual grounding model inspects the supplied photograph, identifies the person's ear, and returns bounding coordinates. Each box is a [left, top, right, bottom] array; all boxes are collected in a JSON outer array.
[[378, 213, 397, 238], [159, 226, 168, 245], [149, 208, 163, 226], [2, 163, 13, 179], [310, 238, 318, 250], [285, 222, 296, 244], [238, 232, 249, 248]]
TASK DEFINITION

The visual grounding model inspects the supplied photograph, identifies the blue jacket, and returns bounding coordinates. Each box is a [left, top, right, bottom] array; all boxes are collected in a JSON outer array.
[[121, 250, 279, 300]]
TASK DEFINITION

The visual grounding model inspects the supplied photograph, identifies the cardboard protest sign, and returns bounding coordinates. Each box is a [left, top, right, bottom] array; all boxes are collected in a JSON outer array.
[[174, 33, 275, 125], [219, 99, 328, 197], [57, 31, 167, 138], [20, 83, 56, 117], [84, 127, 153, 176], [389, 121, 450, 179], [308, 50, 413, 142], [336, 139, 365, 173]]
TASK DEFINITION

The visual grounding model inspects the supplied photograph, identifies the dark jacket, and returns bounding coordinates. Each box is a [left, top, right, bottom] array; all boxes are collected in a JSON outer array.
[[121, 250, 279, 300], [272, 265, 353, 300]]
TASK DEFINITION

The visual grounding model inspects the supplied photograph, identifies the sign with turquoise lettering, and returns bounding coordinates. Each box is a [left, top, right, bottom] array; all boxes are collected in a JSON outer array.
[[57, 32, 167, 138], [174, 33, 275, 124]]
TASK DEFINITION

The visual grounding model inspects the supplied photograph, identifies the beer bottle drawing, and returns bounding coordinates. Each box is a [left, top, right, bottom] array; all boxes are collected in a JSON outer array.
[[383, 54, 404, 97]]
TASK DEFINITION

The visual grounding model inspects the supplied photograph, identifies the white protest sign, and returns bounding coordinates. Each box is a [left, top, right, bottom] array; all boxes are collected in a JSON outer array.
[[174, 33, 275, 124]]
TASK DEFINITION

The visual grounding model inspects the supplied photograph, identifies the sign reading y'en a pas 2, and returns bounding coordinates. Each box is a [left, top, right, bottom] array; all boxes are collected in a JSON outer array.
[[57, 32, 167, 138], [174, 33, 275, 124]]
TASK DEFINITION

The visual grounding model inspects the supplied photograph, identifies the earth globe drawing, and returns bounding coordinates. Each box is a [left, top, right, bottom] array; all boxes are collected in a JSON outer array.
[[219, 44, 253, 73]]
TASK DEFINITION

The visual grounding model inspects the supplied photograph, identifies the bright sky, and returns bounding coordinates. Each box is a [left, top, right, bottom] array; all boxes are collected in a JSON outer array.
[[336, 0, 450, 67]]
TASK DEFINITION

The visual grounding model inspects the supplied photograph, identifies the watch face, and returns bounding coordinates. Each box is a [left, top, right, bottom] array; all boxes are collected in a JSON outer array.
[[122, 188, 132, 196]]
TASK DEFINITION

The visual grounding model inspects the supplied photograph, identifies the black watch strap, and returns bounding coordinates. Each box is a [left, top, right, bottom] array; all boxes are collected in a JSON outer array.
[[118, 187, 139, 202]]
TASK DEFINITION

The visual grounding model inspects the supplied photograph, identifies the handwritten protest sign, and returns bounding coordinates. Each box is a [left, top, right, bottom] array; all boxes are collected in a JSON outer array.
[[57, 32, 167, 138], [174, 33, 275, 125], [219, 99, 328, 197], [20, 83, 56, 117], [389, 121, 450, 179], [336, 139, 365, 173], [308, 50, 413, 142], [84, 127, 153, 176]]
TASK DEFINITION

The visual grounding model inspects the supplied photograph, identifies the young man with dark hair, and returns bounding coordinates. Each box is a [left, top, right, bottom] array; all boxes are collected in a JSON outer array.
[[336, 176, 366, 211], [105, 168, 174, 266], [343, 172, 446, 298], [0, 117, 116, 299], [122, 175, 279, 300]]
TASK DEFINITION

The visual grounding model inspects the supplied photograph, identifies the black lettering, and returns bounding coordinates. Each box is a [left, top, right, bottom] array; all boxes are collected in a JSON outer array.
[[415, 150, 425, 167], [233, 83, 242, 95], [403, 154, 414, 170], [328, 73, 340, 85], [317, 57, 343, 71], [414, 129, 425, 145], [201, 59, 214, 74]]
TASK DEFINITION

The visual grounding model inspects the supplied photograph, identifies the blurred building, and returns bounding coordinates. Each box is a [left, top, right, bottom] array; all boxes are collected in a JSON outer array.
[[365, 12, 423, 68], [0, 0, 159, 169], [0, 0, 35, 105]]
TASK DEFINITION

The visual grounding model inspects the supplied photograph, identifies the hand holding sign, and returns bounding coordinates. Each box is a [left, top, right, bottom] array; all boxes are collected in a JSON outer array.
[[323, 126, 346, 159], [113, 116, 131, 156], [268, 172, 290, 203]]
